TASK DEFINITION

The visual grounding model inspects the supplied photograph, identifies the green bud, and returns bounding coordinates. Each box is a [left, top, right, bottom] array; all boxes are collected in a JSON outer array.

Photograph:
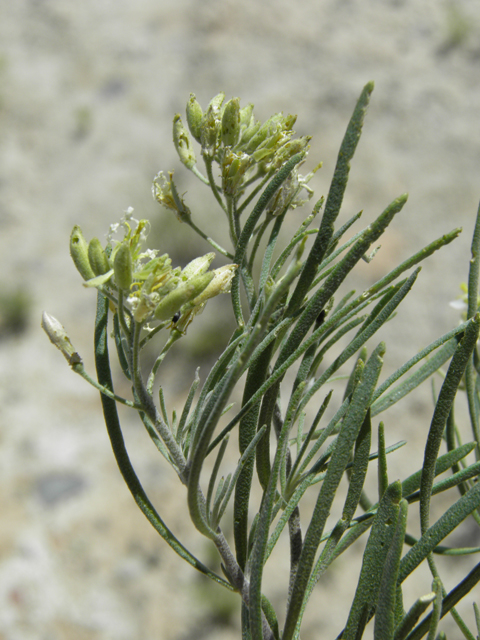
[[200, 105, 220, 157], [88, 237, 110, 276], [200, 93, 225, 157], [239, 103, 254, 128], [113, 243, 133, 291], [222, 150, 253, 196], [272, 136, 311, 169], [70, 226, 96, 281], [190, 264, 238, 307], [243, 117, 280, 155], [207, 92, 226, 112], [186, 93, 203, 143], [173, 114, 196, 169], [237, 120, 261, 147], [154, 272, 214, 321], [221, 98, 241, 147], [181, 253, 215, 279], [251, 130, 285, 163]]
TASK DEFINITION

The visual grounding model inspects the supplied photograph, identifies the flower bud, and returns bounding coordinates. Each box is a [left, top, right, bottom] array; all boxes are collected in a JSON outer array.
[[272, 136, 311, 169], [173, 114, 196, 169], [222, 150, 253, 196], [238, 120, 261, 147], [154, 272, 214, 321], [70, 226, 96, 281], [42, 311, 82, 366], [190, 264, 238, 307], [88, 237, 110, 276], [208, 92, 226, 112], [239, 103, 254, 128], [200, 105, 220, 157], [221, 97, 240, 147], [186, 93, 203, 143], [113, 243, 133, 291], [200, 93, 225, 157], [181, 253, 215, 279]]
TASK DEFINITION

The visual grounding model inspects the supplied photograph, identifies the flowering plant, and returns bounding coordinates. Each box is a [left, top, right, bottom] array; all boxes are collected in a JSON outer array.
[[44, 84, 480, 640]]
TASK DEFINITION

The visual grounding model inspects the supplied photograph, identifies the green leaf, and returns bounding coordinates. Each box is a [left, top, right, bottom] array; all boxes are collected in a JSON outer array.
[[404, 562, 480, 640], [231, 152, 306, 325], [287, 81, 374, 314], [342, 481, 402, 640], [374, 499, 409, 640], [394, 591, 436, 640], [377, 422, 388, 500], [401, 442, 476, 498], [420, 315, 480, 534], [282, 343, 385, 640], [398, 480, 480, 584], [278, 193, 408, 374]]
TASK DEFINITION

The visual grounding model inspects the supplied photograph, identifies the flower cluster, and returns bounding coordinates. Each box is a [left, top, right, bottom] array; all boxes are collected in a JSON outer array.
[[69, 208, 237, 329], [153, 92, 316, 220]]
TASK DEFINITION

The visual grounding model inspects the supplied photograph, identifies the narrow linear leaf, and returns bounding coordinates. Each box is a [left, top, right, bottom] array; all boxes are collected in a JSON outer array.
[[372, 338, 459, 416], [404, 562, 480, 640], [176, 368, 200, 444], [282, 343, 385, 640], [231, 152, 306, 325], [401, 442, 476, 498], [374, 499, 409, 640], [287, 81, 374, 313], [278, 193, 408, 374], [342, 481, 402, 640], [290, 409, 373, 637], [377, 421, 388, 500], [398, 480, 480, 584], [420, 314, 480, 534], [427, 578, 443, 640], [394, 591, 437, 640]]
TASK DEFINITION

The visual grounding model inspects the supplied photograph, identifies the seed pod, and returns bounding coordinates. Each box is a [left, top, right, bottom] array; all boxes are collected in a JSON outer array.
[[186, 93, 203, 143], [173, 114, 197, 169], [154, 272, 214, 321], [221, 97, 241, 147], [70, 226, 96, 281], [113, 243, 133, 291], [88, 237, 110, 276]]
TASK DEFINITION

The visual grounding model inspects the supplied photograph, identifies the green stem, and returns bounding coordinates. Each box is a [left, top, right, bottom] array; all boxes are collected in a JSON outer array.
[[72, 362, 142, 409], [93, 291, 232, 591], [204, 155, 228, 215]]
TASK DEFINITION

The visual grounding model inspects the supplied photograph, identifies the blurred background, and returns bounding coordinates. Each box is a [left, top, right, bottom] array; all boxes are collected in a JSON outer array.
[[1, 1, 480, 638]]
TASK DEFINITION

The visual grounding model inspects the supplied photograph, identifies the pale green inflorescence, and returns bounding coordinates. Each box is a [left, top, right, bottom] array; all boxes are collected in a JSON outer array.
[[68, 207, 237, 329]]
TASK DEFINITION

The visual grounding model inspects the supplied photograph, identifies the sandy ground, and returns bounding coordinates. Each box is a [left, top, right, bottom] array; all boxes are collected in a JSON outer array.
[[1, 1, 480, 638]]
